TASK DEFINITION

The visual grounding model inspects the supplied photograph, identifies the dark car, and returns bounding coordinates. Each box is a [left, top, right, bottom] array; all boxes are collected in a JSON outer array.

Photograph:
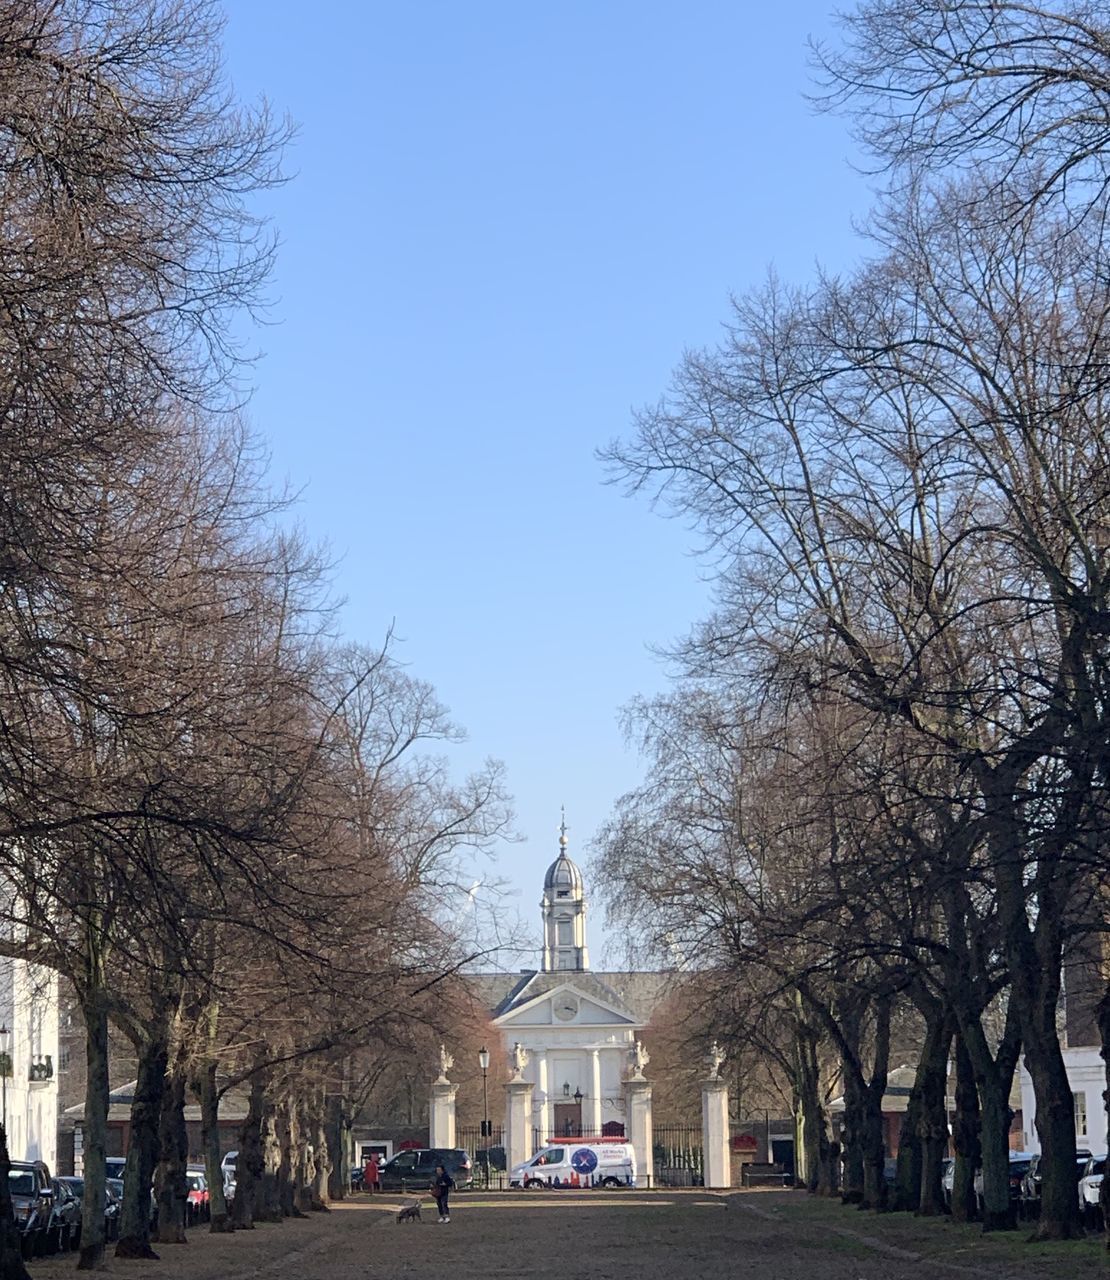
[[378, 1148, 473, 1191], [9, 1160, 54, 1258], [58, 1174, 119, 1243], [99, 1178, 124, 1240], [46, 1177, 82, 1252]]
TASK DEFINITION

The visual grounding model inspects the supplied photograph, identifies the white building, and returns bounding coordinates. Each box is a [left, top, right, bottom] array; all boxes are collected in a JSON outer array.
[[0, 956, 59, 1170], [481, 820, 666, 1143], [1018, 1047, 1107, 1156], [1018, 953, 1107, 1156]]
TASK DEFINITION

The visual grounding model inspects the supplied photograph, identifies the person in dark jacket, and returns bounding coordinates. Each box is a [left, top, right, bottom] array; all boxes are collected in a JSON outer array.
[[431, 1164, 455, 1222]]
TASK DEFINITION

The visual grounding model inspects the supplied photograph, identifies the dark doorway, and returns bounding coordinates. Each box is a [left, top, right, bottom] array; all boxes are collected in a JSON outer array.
[[553, 1103, 582, 1138]]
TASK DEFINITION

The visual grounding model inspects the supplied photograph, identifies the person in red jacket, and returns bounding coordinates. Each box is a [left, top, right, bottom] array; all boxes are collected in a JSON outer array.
[[364, 1154, 380, 1193]]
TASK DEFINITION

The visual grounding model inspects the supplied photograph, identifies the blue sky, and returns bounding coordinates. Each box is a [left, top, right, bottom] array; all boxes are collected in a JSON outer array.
[[220, 2, 869, 965]]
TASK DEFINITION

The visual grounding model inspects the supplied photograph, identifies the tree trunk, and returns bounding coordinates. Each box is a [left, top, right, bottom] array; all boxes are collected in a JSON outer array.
[[950, 1033, 980, 1224], [818, 1139, 839, 1197], [231, 1077, 264, 1230], [839, 1066, 865, 1205], [917, 1014, 953, 1217], [1023, 1012, 1083, 1239], [325, 1090, 348, 1202], [859, 996, 891, 1212], [76, 980, 110, 1270], [294, 1098, 314, 1215], [256, 1093, 282, 1222], [311, 1106, 330, 1210], [793, 1010, 828, 1194], [276, 1094, 295, 1218], [893, 1078, 923, 1213], [988, 767, 1082, 1240], [153, 1056, 188, 1245], [0, 1123, 32, 1280], [197, 1062, 231, 1233], [115, 1033, 167, 1258]]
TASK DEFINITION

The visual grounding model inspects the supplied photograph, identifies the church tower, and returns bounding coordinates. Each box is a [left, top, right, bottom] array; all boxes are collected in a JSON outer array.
[[541, 811, 589, 972]]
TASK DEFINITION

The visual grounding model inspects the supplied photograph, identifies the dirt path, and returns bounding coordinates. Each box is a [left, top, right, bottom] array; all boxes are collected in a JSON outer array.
[[22, 1190, 1107, 1280]]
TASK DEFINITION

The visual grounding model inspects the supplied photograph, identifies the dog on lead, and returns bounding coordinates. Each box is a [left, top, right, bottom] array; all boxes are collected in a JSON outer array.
[[396, 1201, 422, 1223]]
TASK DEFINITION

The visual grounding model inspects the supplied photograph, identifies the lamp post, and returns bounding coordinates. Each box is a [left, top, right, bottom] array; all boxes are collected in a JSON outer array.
[[574, 1087, 583, 1138], [0, 1023, 9, 1135], [478, 1046, 490, 1186]]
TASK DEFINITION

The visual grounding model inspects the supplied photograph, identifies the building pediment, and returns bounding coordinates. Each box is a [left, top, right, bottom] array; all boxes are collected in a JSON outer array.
[[491, 975, 639, 1028]]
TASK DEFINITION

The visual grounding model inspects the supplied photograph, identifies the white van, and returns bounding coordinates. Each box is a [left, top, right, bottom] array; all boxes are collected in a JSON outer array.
[[510, 1142, 636, 1189]]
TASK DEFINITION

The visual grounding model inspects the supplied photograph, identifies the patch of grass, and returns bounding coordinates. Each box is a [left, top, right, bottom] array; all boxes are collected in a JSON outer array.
[[738, 1191, 1106, 1279]]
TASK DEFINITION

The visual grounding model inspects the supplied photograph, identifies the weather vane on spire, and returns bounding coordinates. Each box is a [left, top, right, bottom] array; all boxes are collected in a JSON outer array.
[[559, 805, 569, 848]]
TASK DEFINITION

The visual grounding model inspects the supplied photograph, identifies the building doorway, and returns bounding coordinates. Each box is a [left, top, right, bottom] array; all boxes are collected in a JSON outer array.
[[554, 1103, 582, 1138]]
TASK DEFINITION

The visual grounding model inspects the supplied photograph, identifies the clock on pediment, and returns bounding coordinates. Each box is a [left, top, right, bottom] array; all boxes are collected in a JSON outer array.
[[553, 994, 580, 1021]]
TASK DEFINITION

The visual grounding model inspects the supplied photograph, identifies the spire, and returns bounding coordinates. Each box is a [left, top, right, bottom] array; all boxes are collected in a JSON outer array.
[[542, 806, 589, 972]]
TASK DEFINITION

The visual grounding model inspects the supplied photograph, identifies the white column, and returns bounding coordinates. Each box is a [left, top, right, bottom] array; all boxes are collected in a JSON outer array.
[[624, 1077, 653, 1189], [429, 1081, 457, 1149], [505, 1078, 535, 1173], [589, 1050, 602, 1135], [701, 1078, 731, 1189], [534, 1049, 550, 1143]]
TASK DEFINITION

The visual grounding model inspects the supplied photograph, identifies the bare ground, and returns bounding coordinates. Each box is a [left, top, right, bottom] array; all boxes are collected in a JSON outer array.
[[21, 1189, 1107, 1280]]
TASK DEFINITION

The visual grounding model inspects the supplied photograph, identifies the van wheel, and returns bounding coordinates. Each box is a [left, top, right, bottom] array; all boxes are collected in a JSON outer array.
[[601, 1177, 620, 1188], [524, 1179, 545, 1189]]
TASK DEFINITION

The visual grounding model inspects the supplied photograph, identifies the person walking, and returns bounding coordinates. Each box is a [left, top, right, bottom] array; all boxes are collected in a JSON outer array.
[[364, 1154, 380, 1194], [431, 1163, 455, 1223]]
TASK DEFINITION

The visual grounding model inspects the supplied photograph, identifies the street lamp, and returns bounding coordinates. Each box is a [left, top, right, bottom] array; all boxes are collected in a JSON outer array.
[[0, 1023, 9, 1135], [478, 1046, 490, 1186]]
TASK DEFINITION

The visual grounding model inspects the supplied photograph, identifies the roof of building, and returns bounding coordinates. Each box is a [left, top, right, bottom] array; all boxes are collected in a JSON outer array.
[[471, 969, 674, 1025], [62, 1080, 249, 1123]]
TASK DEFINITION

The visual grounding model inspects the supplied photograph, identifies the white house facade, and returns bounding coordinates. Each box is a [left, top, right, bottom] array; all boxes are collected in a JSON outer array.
[[1018, 1046, 1107, 1156], [0, 955, 59, 1169]]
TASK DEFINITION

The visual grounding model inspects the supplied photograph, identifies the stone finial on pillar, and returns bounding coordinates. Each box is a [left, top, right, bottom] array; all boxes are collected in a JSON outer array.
[[429, 1044, 457, 1147], [701, 1046, 731, 1189]]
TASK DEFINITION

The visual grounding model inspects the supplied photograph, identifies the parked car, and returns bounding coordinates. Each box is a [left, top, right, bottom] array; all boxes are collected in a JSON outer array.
[[185, 1168, 210, 1225], [1019, 1149, 1090, 1220], [973, 1152, 1035, 1216], [474, 1145, 507, 1175], [220, 1150, 237, 1202], [105, 1178, 126, 1240], [9, 1160, 54, 1258], [58, 1174, 128, 1244], [349, 1165, 364, 1192], [941, 1157, 955, 1210], [46, 1177, 82, 1253], [378, 1148, 473, 1192], [1079, 1154, 1106, 1229]]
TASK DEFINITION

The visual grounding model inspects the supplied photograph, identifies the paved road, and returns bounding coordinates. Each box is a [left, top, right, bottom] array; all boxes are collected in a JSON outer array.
[[24, 1190, 1107, 1280]]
